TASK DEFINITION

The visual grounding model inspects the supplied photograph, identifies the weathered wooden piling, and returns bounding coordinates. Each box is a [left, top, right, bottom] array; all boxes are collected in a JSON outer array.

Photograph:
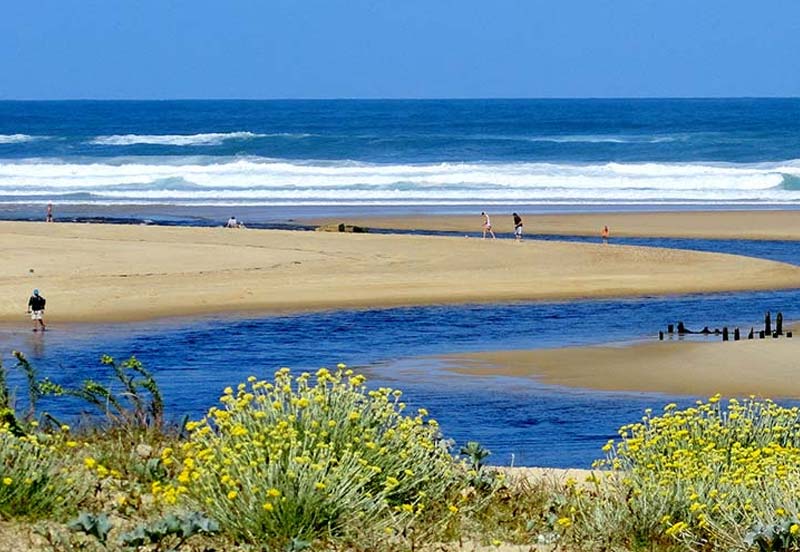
[[659, 331, 664, 341], [765, 312, 772, 335], [777, 312, 783, 335], [748, 327, 754, 339], [677, 322, 686, 335], [667, 324, 674, 334], [722, 327, 729, 341], [759, 330, 766, 339], [734, 328, 740, 341], [788, 331, 794, 338]]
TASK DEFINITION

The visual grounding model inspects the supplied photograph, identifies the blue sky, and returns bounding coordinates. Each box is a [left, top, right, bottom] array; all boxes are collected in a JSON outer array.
[[2, 0, 799, 99]]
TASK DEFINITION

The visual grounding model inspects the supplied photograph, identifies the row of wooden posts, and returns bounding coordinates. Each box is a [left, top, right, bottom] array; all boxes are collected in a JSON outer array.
[[658, 311, 793, 341]]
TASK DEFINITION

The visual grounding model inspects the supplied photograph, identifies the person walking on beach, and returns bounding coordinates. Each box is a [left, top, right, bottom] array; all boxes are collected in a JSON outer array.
[[601, 225, 610, 244], [46, 202, 53, 223], [27, 289, 46, 332], [513, 212, 523, 242], [481, 211, 496, 239]]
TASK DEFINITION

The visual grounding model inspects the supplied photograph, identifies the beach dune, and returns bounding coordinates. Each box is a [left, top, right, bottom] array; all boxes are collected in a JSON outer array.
[[2, 221, 800, 323]]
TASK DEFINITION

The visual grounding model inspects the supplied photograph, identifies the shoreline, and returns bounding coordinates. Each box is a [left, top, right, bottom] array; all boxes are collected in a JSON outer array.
[[3, 221, 800, 323], [307, 210, 800, 241]]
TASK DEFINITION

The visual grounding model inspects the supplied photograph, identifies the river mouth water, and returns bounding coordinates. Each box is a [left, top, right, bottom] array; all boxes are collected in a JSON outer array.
[[2, 277, 800, 468]]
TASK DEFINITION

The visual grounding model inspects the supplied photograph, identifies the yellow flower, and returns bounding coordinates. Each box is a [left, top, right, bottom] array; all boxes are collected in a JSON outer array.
[[791, 524, 799, 536], [267, 488, 281, 498], [84, 457, 97, 469], [65, 441, 78, 448], [2, 477, 12, 486], [314, 482, 326, 490], [227, 490, 238, 500], [263, 502, 274, 512], [448, 504, 459, 513], [223, 386, 233, 395], [556, 517, 572, 528]]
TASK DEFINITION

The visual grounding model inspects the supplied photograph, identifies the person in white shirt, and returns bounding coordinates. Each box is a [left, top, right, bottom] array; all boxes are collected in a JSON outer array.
[[481, 211, 496, 240]]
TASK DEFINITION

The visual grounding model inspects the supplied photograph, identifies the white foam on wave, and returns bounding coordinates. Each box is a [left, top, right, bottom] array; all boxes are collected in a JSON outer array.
[[2, 157, 800, 205], [90, 132, 270, 146], [0, 134, 41, 144]]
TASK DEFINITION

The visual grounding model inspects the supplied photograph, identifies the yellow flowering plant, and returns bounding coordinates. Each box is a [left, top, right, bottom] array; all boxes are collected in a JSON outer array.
[[0, 424, 91, 519], [175, 366, 469, 547], [569, 396, 800, 550]]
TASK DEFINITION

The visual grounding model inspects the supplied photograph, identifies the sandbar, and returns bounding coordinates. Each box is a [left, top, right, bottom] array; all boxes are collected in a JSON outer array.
[[2, 221, 800, 323], [308, 210, 800, 240], [444, 336, 800, 398]]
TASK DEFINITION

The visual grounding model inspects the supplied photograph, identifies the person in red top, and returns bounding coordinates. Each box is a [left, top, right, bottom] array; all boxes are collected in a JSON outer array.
[[601, 225, 610, 244]]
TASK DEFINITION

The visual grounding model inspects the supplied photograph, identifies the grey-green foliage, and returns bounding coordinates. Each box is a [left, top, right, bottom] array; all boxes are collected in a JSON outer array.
[[119, 511, 219, 549], [68, 512, 113, 545]]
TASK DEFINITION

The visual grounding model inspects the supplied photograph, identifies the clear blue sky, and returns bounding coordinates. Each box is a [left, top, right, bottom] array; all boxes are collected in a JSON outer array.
[[2, 0, 799, 99]]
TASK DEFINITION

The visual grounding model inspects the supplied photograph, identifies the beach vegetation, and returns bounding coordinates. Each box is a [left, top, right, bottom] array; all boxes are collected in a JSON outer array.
[[174, 365, 488, 549], [6, 350, 800, 551]]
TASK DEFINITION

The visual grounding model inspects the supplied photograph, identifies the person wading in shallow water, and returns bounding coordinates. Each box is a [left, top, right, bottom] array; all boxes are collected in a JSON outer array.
[[46, 202, 53, 222], [601, 225, 610, 244], [27, 289, 46, 332]]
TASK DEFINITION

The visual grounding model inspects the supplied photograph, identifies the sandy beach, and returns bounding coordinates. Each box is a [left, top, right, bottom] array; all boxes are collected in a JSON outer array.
[[445, 336, 800, 397], [2, 221, 800, 323], [308, 210, 800, 240]]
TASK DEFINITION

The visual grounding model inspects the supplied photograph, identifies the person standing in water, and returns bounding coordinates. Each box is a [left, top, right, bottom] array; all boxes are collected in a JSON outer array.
[[27, 289, 46, 332], [46, 202, 53, 223], [601, 225, 610, 244], [513, 212, 523, 242], [481, 212, 496, 239]]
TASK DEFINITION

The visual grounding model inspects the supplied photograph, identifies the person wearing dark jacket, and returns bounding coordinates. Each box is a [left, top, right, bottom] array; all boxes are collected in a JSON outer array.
[[27, 289, 46, 332], [513, 213, 523, 241]]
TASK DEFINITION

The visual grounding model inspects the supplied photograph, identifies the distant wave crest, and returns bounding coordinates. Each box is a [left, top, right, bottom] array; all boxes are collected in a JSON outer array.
[[2, 157, 800, 206], [90, 132, 268, 146], [0, 134, 41, 144]]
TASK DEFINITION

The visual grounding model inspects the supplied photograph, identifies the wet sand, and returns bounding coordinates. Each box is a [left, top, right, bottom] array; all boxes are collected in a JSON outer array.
[[444, 336, 800, 398], [308, 210, 800, 240], [3, 221, 800, 323]]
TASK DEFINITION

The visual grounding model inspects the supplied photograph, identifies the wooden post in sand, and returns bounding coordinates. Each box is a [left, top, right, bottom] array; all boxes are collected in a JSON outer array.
[[722, 327, 729, 341], [765, 312, 772, 335], [748, 327, 754, 339], [677, 322, 686, 335], [734, 328, 740, 341], [777, 312, 783, 335], [659, 331, 664, 341], [759, 330, 766, 339], [667, 324, 674, 334], [788, 331, 793, 338]]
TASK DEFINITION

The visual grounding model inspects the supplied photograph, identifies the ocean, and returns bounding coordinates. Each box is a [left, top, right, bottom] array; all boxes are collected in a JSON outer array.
[[2, 99, 800, 215]]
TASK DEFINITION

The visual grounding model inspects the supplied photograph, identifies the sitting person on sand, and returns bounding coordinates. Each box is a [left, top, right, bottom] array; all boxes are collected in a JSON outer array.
[[27, 289, 46, 332], [481, 211, 496, 240], [226, 216, 239, 228]]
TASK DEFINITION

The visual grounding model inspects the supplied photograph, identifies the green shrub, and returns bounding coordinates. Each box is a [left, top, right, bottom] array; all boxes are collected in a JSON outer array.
[[0, 428, 90, 520], [173, 365, 470, 547]]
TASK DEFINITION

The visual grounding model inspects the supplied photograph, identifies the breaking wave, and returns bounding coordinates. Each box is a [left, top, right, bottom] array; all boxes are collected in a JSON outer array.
[[90, 132, 270, 146], [3, 157, 800, 206]]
